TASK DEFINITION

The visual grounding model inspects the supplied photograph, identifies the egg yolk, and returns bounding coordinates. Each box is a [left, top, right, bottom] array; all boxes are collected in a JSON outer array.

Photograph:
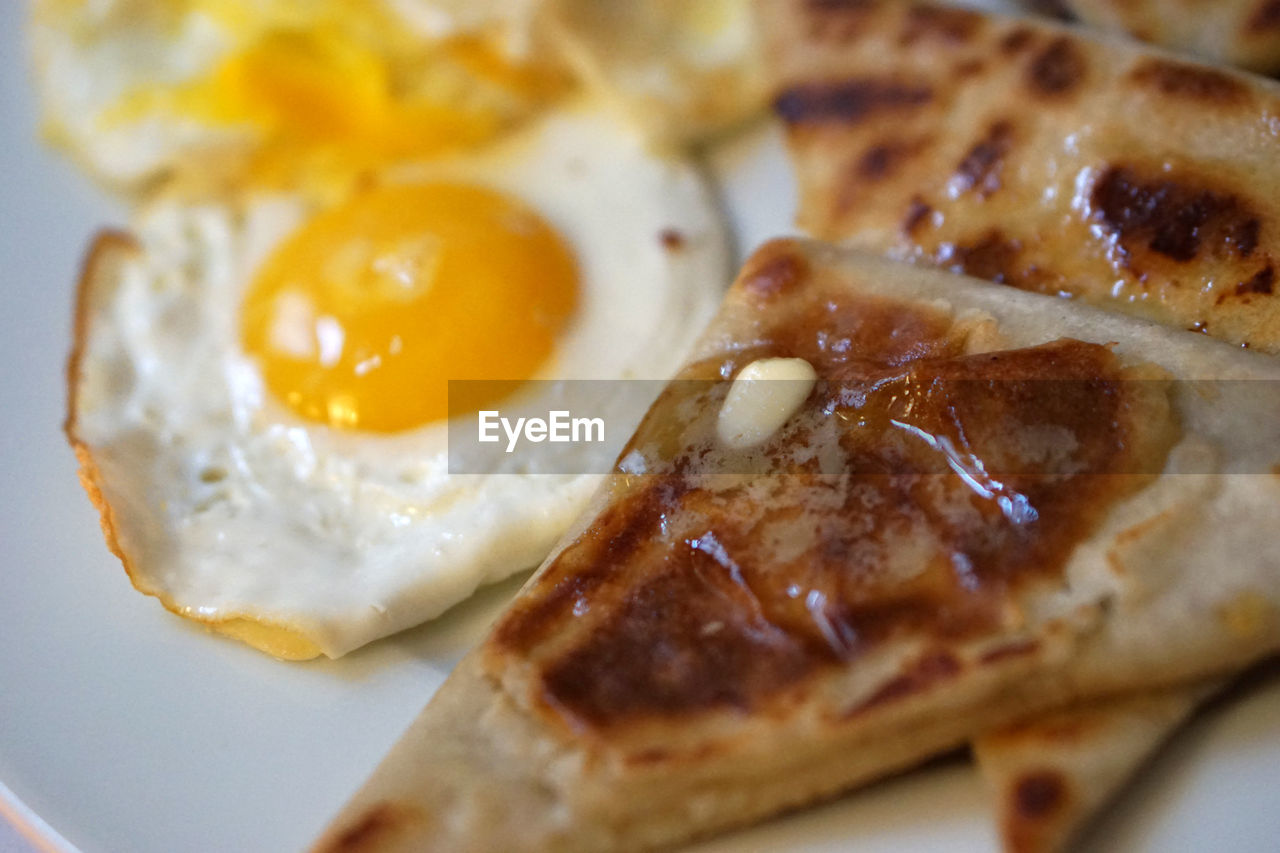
[[241, 183, 578, 432]]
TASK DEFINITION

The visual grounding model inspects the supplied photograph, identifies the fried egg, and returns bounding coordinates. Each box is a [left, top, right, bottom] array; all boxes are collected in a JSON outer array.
[[32, 0, 571, 189], [67, 107, 730, 659]]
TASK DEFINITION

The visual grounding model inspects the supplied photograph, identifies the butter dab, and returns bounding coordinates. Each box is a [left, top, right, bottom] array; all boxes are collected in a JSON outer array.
[[717, 357, 817, 450]]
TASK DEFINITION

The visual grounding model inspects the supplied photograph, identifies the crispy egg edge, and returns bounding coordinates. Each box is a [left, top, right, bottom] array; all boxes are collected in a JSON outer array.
[[64, 229, 324, 661]]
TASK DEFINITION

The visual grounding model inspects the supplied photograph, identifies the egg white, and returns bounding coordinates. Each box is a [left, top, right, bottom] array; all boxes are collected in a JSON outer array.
[[69, 107, 730, 658]]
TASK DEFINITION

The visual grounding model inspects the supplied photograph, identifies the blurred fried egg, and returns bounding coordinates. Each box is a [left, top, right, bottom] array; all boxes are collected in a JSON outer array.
[[66, 108, 730, 658], [32, 0, 571, 188]]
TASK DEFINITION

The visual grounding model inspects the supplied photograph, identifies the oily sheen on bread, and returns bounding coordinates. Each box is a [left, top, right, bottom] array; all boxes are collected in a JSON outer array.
[[313, 240, 1280, 852], [761, 0, 1280, 352], [760, 5, 1280, 844], [1021, 0, 1280, 74]]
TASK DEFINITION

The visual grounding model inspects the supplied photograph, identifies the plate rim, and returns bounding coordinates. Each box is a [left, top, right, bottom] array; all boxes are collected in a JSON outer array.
[[1, 779, 79, 853]]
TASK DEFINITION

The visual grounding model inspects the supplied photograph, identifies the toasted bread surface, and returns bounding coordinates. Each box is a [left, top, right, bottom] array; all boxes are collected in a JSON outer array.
[[316, 240, 1280, 852], [762, 0, 1280, 351]]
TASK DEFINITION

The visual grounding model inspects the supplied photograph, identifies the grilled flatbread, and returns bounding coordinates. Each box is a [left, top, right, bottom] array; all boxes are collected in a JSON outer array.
[[761, 4, 1280, 845], [762, 0, 1280, 352], [313, 239, 1280, 852], [973, 683, 1219, 853], [1022, 1, 1280, 74]]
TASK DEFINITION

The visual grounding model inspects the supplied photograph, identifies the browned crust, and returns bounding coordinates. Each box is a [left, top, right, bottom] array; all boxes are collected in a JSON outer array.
[[764, 0, 1280, 351], [1252, 0, 1280, 31], [846, 650, 963, 717], [741, 243, 812, 300], [1004, 768, 1072, 853], [312, 240, 1280, 853], [488, 238, 1180, 737], [1127, 58, 1249, 103]]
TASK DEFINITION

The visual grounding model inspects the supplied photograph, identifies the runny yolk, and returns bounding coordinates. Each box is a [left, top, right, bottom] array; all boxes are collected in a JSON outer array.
[[241, 183, 578, 432]]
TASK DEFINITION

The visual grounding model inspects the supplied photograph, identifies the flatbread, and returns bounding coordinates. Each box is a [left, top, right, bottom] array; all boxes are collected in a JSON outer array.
[[761, 6, 1280, 844], [762, 0, 1280, 351], [313, 239, 1280, 852], [1022, 1, 1280, 74], [973, 682, 1219, 853]]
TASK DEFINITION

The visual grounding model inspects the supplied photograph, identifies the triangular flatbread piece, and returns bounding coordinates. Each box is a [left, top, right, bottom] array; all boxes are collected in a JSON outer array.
[[761, 0, 1280, 351], [973, 683, 1219, 853], [1022, 1, 1280, 74], [313, 240, 1280, 852]]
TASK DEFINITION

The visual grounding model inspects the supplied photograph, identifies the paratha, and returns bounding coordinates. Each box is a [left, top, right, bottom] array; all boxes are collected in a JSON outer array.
[[1021, 0, 1280, 74], [760, 4, 1280, 845], [973, 682, 1219, 852], [762, 0, 1280, 352], [313, 239, 1280, 852]]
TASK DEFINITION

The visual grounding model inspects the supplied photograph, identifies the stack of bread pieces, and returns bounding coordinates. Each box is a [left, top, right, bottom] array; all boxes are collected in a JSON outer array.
[[313, 2, 1280, 851]]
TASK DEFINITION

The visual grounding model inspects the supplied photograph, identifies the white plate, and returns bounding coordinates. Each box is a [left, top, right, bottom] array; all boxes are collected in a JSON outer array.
[[2, 2, 1279, 851]]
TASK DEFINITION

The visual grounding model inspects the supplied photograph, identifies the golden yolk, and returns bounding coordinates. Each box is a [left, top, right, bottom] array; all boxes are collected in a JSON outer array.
[[241, 183, 578, 432]]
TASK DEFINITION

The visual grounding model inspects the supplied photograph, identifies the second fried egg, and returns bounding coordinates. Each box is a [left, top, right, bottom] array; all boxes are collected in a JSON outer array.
[[32, 0, 570, 189]]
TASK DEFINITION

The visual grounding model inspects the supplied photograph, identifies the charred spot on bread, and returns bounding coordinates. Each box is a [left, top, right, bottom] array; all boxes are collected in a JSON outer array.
[[856, 137, 930, 182], [774, 79, 933, 125], [803, 0, 878, 43], [1250, 0, 1280, 30], [1012, 769, 1068, 820], [1027, 37, 1086, 97], [847, 650, 962, 716], [1237, 265, 1276, 297], [1000, 27, 1036, 55], [740, 244, 812, 300], [1128, 59, 1249, 104], [537, 559, 820, 724], [491, 476, 692, 654], [902, 197, 934, 235], [898, 3, 982, 46], [1090, 166, 1262, 264], [937, 231, 1024, 285], [838, 137, 934, 215], [952, 121, 1015, 198]]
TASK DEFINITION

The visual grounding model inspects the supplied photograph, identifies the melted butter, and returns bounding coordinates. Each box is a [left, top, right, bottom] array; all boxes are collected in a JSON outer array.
[[716, 357, 817, 449]]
